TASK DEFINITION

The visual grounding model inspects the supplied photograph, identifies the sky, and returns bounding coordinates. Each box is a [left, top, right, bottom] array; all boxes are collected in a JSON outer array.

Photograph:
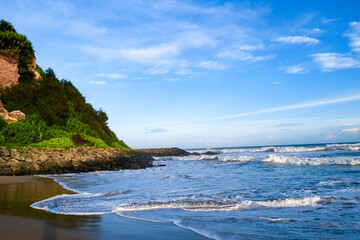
[[1, 0, 360, 148]]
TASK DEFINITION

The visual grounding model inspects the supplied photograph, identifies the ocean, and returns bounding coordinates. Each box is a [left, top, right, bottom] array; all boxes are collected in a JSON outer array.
[[32, 142, 360, 239]]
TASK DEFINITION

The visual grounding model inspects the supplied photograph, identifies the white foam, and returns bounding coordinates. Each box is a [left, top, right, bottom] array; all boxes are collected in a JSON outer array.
[[167, 155, 218, 161], [259, 217, 290, 222], [326, 143, 360, 151], [114, 196, 322, 213], [219, 156, 253, 162], [256, 196, 321, 207], [263, 155, 360, 166], [221, 146, 328, 153]]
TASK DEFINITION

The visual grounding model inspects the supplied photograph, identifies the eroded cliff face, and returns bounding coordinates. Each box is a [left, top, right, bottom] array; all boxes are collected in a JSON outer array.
[[0, 54, 19, 88], [0, 53, 41, 88]]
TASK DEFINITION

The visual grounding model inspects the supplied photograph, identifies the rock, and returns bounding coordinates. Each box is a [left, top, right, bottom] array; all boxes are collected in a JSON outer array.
[[0, 100, 26, 123], [0, 53, 19, 88], [0, 146, 10, 157], [191, 152, 201, 156], [203, 151, 219, 155], [10, 149, 19, 158], [8, 110, 26, 121], [0, 146, 154, 176], [135, 147, 190, 157]]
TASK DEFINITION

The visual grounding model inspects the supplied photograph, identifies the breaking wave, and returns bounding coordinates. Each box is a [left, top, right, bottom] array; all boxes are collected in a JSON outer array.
[[221, 146, 328, 153], [114, 196, 322, 213], [263, 155, 360, 166]]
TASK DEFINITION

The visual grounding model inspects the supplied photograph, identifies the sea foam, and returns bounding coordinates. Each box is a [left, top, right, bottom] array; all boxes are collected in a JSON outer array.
[[263, 155, 360, 166]]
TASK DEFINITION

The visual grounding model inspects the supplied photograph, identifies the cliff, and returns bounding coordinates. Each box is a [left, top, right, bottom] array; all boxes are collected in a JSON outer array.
[[0, 53, 19, 88]]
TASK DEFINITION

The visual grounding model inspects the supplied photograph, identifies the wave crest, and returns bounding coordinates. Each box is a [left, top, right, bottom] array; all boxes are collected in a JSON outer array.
[[263, 155, 360, 166]]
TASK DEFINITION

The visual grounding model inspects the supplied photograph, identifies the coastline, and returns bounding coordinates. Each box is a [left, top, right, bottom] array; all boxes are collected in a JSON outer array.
[[0, 175, 209, 240]]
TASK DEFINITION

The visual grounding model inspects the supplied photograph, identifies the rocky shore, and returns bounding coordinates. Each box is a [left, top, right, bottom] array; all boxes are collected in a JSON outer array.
[[0, 147, 154, 176], [135, 147, 191, 157], [0, 147, 198, 176]]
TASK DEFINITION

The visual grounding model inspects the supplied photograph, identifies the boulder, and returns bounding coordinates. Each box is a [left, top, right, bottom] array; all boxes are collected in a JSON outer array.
[[9, 110, 26, 121], [0, 100, 26, 123]]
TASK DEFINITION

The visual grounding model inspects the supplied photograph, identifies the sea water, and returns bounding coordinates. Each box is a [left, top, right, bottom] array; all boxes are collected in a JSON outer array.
[[32, 143, 360, 239]]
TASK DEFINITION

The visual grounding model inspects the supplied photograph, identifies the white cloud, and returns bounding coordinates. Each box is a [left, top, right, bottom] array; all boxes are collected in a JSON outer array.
[[344, 123, 356, 126], [346, 22, 360, 53], [175, 68, 192, 75], [217, 49, 275, 62], [145, 67, 170, 75], [310, 28, 324, 34], [83, 43, 179, 66], [97, 73, 128, 79], [282, 65, 309, 74], [321, 18, 340, 23], [198, 60, 228, 70], [207, 93, 360, 121], [89, 81, 106, 85], [311, 53, 360, 71], [342, 127, 360, 133], [273, 36, 319, 45], [169, 78, 179, 82]]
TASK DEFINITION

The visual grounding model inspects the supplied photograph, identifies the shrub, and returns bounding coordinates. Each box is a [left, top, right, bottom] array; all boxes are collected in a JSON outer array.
[[66, 117, 98, 137], [0, 116, 7, 131], [82, 135, 109, 148], [2, 114, 49, 144], [71, 133, 94, 146], [31, 137, 75, 148], [111, 140, 131, 150]]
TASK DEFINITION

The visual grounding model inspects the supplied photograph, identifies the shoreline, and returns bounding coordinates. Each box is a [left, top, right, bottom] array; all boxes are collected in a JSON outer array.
[[0, 175, 209, 240]]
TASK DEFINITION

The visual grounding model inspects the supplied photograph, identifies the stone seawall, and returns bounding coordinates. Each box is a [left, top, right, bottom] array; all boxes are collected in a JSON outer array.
[[0, 147, 153, 176]]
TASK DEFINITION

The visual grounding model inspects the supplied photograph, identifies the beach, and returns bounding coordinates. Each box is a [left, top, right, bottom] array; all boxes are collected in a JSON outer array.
[[0, 175, 208, 240]]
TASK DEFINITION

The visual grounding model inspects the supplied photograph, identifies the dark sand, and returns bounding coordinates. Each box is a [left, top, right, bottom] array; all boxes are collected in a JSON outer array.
[[0, 176, 209, 240]]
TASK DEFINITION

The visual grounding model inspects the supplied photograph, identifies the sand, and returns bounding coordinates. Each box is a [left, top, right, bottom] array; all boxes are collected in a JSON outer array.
[[0, 176, 209, 240]]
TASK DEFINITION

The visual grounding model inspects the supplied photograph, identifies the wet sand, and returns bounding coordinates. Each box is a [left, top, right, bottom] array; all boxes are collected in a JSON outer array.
[[0, 176, 209, 240]]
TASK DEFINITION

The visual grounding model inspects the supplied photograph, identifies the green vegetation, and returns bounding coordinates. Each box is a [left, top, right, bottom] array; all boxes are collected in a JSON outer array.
[[0, 20, 130, 150]]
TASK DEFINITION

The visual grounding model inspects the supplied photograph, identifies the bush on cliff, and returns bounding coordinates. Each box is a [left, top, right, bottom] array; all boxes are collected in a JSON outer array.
[[31, 137, 75, 148], [0, 116, 7, 131], [1, 114, 49, 144]]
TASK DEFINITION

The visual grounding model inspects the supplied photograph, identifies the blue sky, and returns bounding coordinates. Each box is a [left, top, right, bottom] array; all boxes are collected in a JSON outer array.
[[1, 0, 360, 148]]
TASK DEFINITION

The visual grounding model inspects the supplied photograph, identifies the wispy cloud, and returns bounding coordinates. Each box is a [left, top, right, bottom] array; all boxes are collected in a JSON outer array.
[[342, 127, 360, 133], [217, 50, 275, 62], [311, 53, 360, 71], [273, 36, 319, 45], [346, 22, 360, 53], [198, 60, 228, 70], [282, 64, 309, 74], [89, 81, 106, 85], [97, 73, 128, 79], [321, 18, 340, 23], [175, 68, 192, 75], [207, 93, 360, 121], [145, 67, 170, 75]]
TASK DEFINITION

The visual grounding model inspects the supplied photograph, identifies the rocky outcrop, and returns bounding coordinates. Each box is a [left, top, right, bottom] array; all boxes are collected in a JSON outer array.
[[29, 56, 41, 81], [0, 147, 154, 176], [135, 147, 191, 157], [0, 54, 19, 88], [0, 52, 41, 89], [0, 100, 25, 123]]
